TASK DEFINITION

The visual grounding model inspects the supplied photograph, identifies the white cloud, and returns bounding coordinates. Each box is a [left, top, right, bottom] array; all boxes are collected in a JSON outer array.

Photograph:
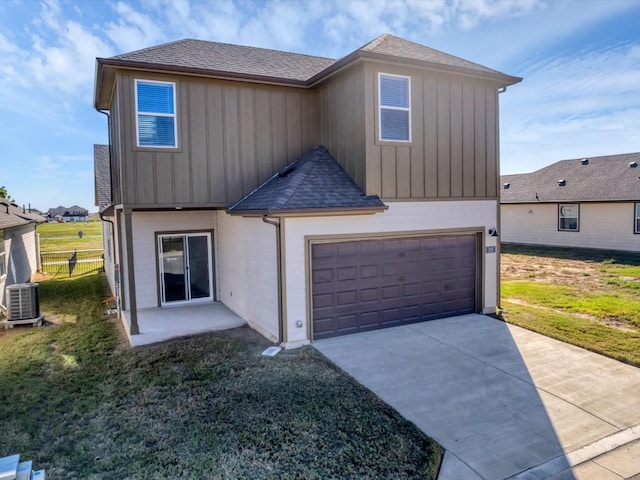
[[0, 0, 113, 98], [500, 41, 640, 173], [104, 1, 166, 53]]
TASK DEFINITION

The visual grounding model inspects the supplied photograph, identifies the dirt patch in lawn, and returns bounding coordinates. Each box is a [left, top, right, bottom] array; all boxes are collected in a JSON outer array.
[[502, 253, 606, 287], [501, 245, 640, 332]]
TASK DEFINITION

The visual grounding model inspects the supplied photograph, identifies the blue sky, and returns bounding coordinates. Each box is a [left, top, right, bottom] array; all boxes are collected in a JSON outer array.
[[1, 0, 639, 212]]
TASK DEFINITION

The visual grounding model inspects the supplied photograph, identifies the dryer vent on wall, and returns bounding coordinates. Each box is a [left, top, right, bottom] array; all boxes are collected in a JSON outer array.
[[6, 283, 40, 321]]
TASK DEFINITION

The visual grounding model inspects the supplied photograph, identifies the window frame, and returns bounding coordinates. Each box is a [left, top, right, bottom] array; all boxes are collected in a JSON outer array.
[[378, 72, 411, 143], [558, 203, 580, 232], [635, 203, 640, 234], [134, 79, 178, 149]]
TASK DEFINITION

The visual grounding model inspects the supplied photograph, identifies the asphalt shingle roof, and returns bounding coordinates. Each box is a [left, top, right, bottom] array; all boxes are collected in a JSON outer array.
[[501, 153, 640, 203], [359, 33, 511, 78], [111, 39, 336, 83], [94, 144, 111, 210], [227, 146, 386, 215], [102, 33, 519, 86], [0, 201, 45, 230]]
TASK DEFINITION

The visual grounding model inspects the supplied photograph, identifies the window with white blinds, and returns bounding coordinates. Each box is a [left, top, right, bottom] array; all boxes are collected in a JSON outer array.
[[558, 204, 579, 231], [378, 73, 411, 142], [635, 203, 640, 234], [135, 80, 177, 148]]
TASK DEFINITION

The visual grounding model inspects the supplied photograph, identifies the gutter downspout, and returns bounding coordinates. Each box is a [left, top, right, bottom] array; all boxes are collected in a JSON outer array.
[[96, 108, 122, 317], [262, 215, 284, 345]]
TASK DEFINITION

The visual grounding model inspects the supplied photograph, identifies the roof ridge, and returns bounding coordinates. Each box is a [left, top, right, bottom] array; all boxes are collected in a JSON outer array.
[[278, 147, 324, 209], [359, 33, 392, 52], [111, 38, 192, 59]]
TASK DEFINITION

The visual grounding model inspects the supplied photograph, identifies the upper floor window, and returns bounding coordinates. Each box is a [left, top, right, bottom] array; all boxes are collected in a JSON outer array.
[[135, 80, 177, 148], [635, 203, 640, 234], [558, 204, 579, 231], [378, 73, 411, 142]]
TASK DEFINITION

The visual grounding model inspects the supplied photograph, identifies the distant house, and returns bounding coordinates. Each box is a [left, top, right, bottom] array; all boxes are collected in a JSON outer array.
[[47, 205, 89, 222], [500, 153, 640, 252], [93, 34, 520, 346], [0, 201, 45, 310]]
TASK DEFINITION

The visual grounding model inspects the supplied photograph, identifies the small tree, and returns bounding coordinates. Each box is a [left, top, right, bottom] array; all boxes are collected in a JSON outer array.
[[0, 186, 12, 202]]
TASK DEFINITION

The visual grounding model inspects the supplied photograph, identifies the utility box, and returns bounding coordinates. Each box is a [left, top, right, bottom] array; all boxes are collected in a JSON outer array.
[[6, 283, 40, 321]]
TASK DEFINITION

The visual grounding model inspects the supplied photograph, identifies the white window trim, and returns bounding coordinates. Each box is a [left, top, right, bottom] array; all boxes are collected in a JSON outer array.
[[0, 252, 5, 279], [378, 72, 411, 143], [134, 79, 178, 148], [635, 203, 640, 234], [558, 203, 579, 231]]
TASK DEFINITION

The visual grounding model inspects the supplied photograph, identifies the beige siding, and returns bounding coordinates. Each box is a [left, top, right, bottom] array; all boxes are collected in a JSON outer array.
[[116, 73, 319, 208], [501, 203, 640, 252], [363, 63, 501, 200], [0, 224, 39, 307], [101, 216, 117, 297], [130, 211, 217, 309], [281, 200, 499, 348], [318, 64, 367, 191], [217, 213, 279, 341]]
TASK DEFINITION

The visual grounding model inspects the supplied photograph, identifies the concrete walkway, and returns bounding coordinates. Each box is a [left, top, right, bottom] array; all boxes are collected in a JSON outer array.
[[314, 314, 640, 480]]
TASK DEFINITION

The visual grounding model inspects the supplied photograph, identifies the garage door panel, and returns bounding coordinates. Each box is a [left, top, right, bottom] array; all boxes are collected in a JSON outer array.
[[312, 234, 478, 339], [337, 290, 358, 306], [360, 287, 380, 303], [313, 268, 334, 284], [361, 311, 381, 326]]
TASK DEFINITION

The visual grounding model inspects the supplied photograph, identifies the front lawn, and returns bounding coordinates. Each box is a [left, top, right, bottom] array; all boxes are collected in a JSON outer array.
[[0, 274, 441, 479], [501, 244, 640, 366], [37, 221, 103, 252]]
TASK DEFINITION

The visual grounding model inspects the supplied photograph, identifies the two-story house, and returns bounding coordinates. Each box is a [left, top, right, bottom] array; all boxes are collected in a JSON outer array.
[[93, 33, 520, 347]]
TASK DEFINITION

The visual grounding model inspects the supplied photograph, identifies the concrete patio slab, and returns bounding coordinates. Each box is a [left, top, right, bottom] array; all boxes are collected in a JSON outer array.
[[314, 314, 640, 480], [126, 302, 246, 346]]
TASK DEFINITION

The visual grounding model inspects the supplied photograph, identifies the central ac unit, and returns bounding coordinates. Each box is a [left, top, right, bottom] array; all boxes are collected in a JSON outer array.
[[6, 283, 40, 321]]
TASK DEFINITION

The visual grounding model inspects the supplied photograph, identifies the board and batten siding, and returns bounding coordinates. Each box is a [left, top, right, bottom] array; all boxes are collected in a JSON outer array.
[[363, 63, 500, 200], [217, 213, 279, 342], [115, 72, 319, 208], [502, 203, 640, 252], [281, 200, 500, 348], [317, 64, 367, 191]]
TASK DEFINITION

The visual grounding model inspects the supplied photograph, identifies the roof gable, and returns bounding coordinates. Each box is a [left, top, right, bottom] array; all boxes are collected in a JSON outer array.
[[359, 33, 511, 79], [95, 33, 520, 108], [501, 153, 640, 203], [227, 146, 386, 215]]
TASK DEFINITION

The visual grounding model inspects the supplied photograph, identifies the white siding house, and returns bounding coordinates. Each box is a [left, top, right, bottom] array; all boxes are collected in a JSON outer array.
[[501, 153, 640, 253], [0, 201, 45, 310]]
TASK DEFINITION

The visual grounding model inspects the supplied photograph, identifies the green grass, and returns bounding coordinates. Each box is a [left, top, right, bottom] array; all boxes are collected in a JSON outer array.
[[502, 282, 640, 329], [501, 245, 640, 366], [38, 221, 103, 252], [501, 301, 640, 366], [0, 274, 441, 479]]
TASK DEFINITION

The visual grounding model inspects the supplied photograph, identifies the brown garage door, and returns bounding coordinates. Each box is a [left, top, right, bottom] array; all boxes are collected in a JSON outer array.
[[312, 234, 478, 339]]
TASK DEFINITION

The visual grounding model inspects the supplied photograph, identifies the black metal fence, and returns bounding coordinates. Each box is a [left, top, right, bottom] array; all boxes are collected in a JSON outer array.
[[41, 249, 104, 277]]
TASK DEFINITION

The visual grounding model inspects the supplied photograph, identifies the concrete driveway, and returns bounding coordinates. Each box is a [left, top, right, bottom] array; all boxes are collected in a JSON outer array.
[[314, 314, 640, 480]]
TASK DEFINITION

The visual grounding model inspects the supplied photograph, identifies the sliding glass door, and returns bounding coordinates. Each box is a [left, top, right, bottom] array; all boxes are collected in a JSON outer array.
[[158, 233, 213, 305]]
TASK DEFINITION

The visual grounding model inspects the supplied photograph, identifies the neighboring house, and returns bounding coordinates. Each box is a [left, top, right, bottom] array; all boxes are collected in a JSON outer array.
[[47, 205, 89, 222], [0, 201, 45, 310], [500, 153, 640, 252], [93, 33, 520, 347]]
